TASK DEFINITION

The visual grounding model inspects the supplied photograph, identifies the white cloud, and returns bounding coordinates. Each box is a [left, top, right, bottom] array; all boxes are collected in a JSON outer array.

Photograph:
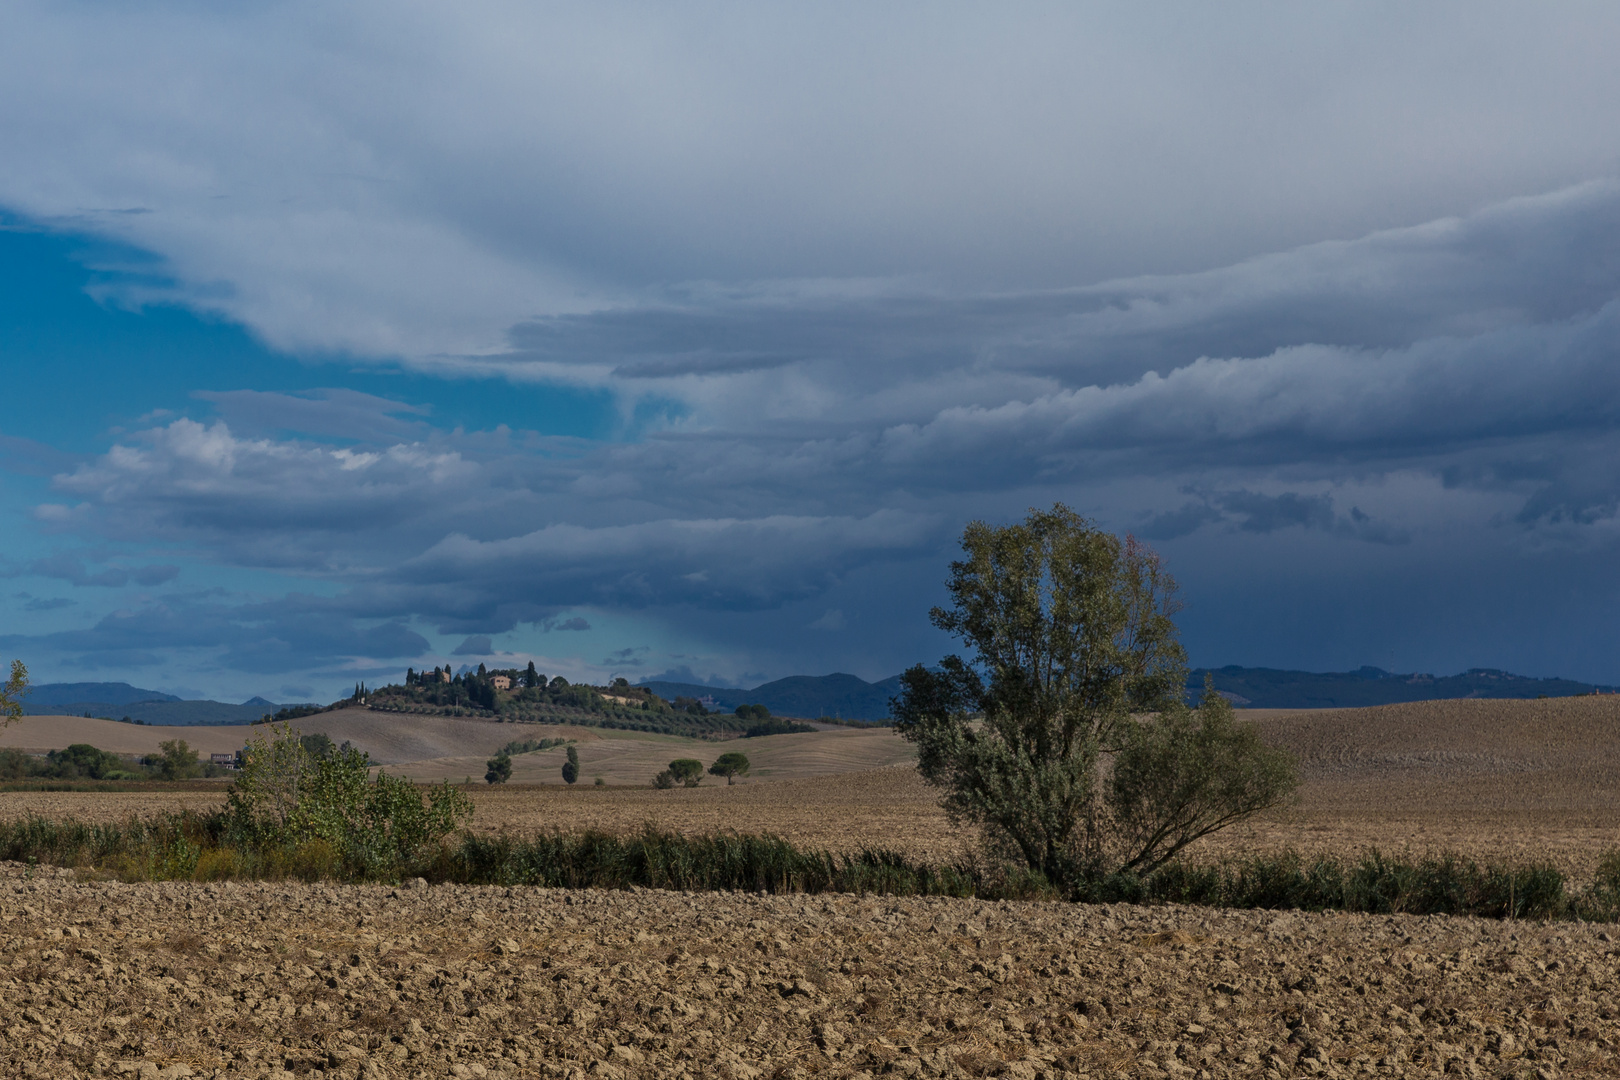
[[4, 4, 1620, 363]]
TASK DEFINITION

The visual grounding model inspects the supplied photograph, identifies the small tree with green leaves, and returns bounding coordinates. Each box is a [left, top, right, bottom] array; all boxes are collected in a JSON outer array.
[[668, 758, 704, 787], [891, 504, 1297, 889], [652, 768, 677, 789], [485, 752, 512, 785], [47, 743, 128, 780], [1, 659, 27, 727], [227, 725, 471, 874], [562, 745, 580, 785], [154, 738, 202, 780], [708, 751, 750, 785]]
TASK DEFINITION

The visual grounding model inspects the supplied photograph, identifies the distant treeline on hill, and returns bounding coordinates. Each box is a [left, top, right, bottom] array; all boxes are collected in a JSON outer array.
[[365, 665, 754, 737], [1191, 665, 1620, 709]]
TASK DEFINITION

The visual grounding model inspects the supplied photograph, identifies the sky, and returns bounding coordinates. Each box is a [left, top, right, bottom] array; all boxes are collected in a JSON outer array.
[[4, 3, 1620, 702]]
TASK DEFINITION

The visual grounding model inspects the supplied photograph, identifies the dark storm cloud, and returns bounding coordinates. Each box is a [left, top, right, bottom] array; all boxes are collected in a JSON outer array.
[[395, 511, 942, 612], [548, 617, 590, 632], [1139, 491, 1409, 545], [0, 592, 431, 676], [14, 593, 76, 612]]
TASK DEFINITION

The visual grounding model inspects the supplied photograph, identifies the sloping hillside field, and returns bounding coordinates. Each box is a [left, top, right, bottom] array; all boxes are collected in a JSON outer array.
[[6, 696, 1618, 873]]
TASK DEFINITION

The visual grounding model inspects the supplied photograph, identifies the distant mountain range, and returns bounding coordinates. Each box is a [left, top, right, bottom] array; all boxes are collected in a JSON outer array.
[[639, 672, 906, 721], [645, 664, 1618, 719], [1190, 666, 1618, 709], [24, 682, 183, 707], [21, 682, 288, 726]]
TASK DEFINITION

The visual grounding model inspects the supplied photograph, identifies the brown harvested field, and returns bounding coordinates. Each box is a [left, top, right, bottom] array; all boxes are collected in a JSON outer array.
[[0, 708, 916, 778], [1215, 696, 1620, 878], [2, 863, 1617, 1079], [0, 709, 580, 765]]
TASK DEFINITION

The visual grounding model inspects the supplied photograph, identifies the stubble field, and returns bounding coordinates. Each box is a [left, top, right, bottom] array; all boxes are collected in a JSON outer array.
[[8, 696, 1618, 874], [2, 696, 1618, 1077]]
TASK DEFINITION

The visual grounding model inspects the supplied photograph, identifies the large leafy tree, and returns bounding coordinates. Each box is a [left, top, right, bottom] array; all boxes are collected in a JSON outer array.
[[891, 505, 1296, 888], [668, 758, 704, 786], [708, 751, 750, 785]]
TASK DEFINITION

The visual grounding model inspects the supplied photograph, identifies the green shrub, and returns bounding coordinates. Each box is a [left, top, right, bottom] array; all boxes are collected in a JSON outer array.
[[225, 726, 470, 876], [485, 752, 512, 785], [47, 744, 135, 780], [668, 759, 704, 786], [146, 739, 202, 780], [0, 748, 41, 780], [1581, 848, 1620, 922]]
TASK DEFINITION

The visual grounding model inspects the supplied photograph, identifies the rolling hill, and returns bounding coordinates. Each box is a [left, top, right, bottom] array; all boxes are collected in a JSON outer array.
[[0, 707, 915, 782], [638, 672, 905, 721], [20, 682, 290, 725], [21, 682, 180, 707]]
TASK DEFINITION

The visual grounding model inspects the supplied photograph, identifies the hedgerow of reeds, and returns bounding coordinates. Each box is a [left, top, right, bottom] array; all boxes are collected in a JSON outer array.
[[3, 809, 1619, 923]]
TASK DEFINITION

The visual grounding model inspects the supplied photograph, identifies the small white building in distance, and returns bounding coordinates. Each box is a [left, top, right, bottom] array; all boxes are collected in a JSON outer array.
[[491, 675, 512, 690]]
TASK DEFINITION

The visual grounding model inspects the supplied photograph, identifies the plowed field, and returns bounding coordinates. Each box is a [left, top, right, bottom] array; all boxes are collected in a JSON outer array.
[[2, 864, 1616, 1079]]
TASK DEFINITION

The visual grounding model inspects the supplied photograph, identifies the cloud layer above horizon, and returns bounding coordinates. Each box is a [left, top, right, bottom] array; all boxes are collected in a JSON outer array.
[[4, 3, 1620, 699]]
